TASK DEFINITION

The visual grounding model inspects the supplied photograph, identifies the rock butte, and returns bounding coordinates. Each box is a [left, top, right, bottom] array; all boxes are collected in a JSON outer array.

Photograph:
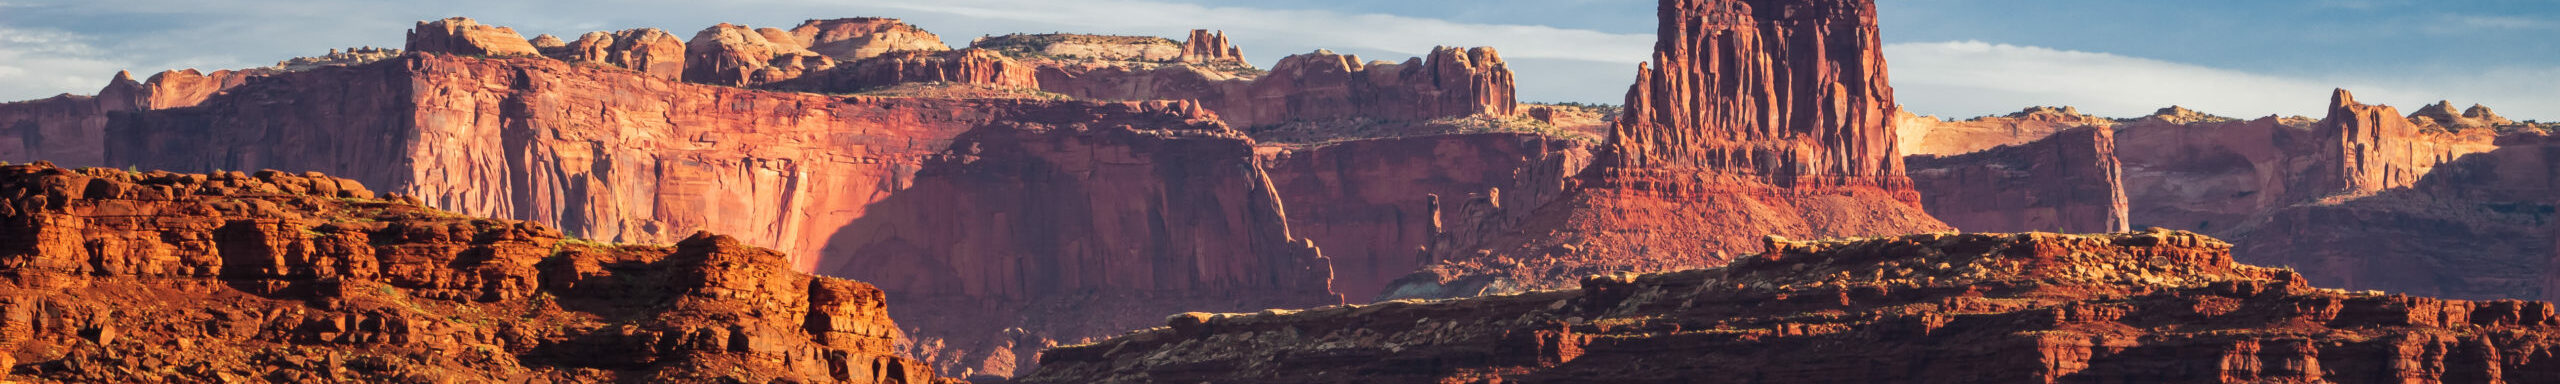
[[0, 162, 948, 383], [1024, 231, 2560, 383], [1387, 0, 1952, 299]]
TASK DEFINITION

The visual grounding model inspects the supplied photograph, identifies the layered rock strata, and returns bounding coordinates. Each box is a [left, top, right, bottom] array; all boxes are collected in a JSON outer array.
[[682, 23, 835, 87], [1910, 126, 2130, 233], [1259, 133, 1591, 300], [1385, 0, 1950, 299], [0, 163, 948, 383], [96, 52, 1342, 379], [1024, 231, 2560, 383]]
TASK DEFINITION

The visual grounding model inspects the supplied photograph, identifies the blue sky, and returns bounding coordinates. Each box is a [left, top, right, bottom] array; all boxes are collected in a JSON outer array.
[[0, 0, 2552, 120]]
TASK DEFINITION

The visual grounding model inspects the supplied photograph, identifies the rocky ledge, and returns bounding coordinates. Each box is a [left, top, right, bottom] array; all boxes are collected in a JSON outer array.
[[0, 163, 948, 383], [1023, 230, 2560, 383]]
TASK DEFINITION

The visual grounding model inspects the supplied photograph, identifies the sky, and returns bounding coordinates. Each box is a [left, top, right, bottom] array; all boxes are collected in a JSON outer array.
[[0, 0, 2552, 120]]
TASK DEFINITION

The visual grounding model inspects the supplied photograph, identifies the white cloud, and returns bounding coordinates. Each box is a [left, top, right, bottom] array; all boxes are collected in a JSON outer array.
[[1886, 41, 2560, 121], [0, 27, 129, 100]]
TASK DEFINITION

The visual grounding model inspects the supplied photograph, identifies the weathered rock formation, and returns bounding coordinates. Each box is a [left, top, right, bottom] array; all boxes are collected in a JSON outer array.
[[1384, 0, 1949, 299], [403, 17, 540, 57], [772, 49, 1042, 93], [2239, 133, 2560, 301], [790, 18, 951, 62], [2306, 89, 2499, 198], [91, 51, 1340, 379], [972, 34, 1187, 63], [1259, 133, 1591, 300], [557, 28, 689, 80], [1180, 29, 1245, 64], [683, 23, 834, 87], [1030, 45, 1518, 129], [1025, 231, 2560, 383], [1910, 126, 2129, 233], [0, 163, 947, 383]]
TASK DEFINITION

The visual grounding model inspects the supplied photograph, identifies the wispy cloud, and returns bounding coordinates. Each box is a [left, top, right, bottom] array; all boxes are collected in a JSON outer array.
[[0, 26, 127, 100], [1887, 40, 2560, 121]]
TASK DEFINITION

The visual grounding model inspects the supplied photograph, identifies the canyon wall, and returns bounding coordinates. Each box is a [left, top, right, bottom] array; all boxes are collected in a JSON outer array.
[[1026, 231, 2560, 383], [1909, 126, 2129, 233], [0, 163, 945, 383], [0, 69, 257, 168], [1259, 133, 1591, 300], [1384, 0, 1949, 299], [95, 52, 1340, 379]]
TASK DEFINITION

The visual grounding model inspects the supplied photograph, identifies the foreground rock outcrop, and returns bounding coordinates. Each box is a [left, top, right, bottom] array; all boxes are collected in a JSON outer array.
[[1024, 231, 2560, 383], [0, 163, 947, 383], [1910, 126, 2130, 233], [1390, 0, 1949, 299]]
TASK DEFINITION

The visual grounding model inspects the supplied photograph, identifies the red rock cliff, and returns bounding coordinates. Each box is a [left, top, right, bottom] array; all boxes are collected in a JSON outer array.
[[1910, 126, 2130, 233], [0, 69, 256, 167], [1259, 133, 1591, 300], [1384, 0, 1947, 299], [95, 52, 1339, 379], [1026, 231, 2560, 383], [0, 163, 948, 383], [1592, 0, 1904, 191], [2307, 89, 2495, 199]]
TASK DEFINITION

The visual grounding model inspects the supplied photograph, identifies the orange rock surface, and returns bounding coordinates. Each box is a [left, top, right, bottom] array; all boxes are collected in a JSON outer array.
[[556, 28, 689, 80], [1026, 231, 2560, 383], [790, 18, 951, 62], [403, 17, 540, 57], [0, 163, 947, 383]]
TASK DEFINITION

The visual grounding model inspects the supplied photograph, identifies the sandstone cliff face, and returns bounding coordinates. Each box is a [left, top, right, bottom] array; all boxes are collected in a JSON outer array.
[[1895, 106, 2115, 156], [96, 53, 1340, 379], [790, 18, 951, 62], [1911, 126, 2129, 233], [0, 69, 258, 168], [1592, 0, 1904, 191], [2306, 89, 2499, 199], [404, 17, 540, 57], [0, 163, 946, 383], [1383, 0, 1948, 299], [558, 28, 688, 80], [819, 108, 1342, 378], [1259, 133, 1591, 300], [2236, 133, 2560, 301], [1026, 231, 2560, 383]]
